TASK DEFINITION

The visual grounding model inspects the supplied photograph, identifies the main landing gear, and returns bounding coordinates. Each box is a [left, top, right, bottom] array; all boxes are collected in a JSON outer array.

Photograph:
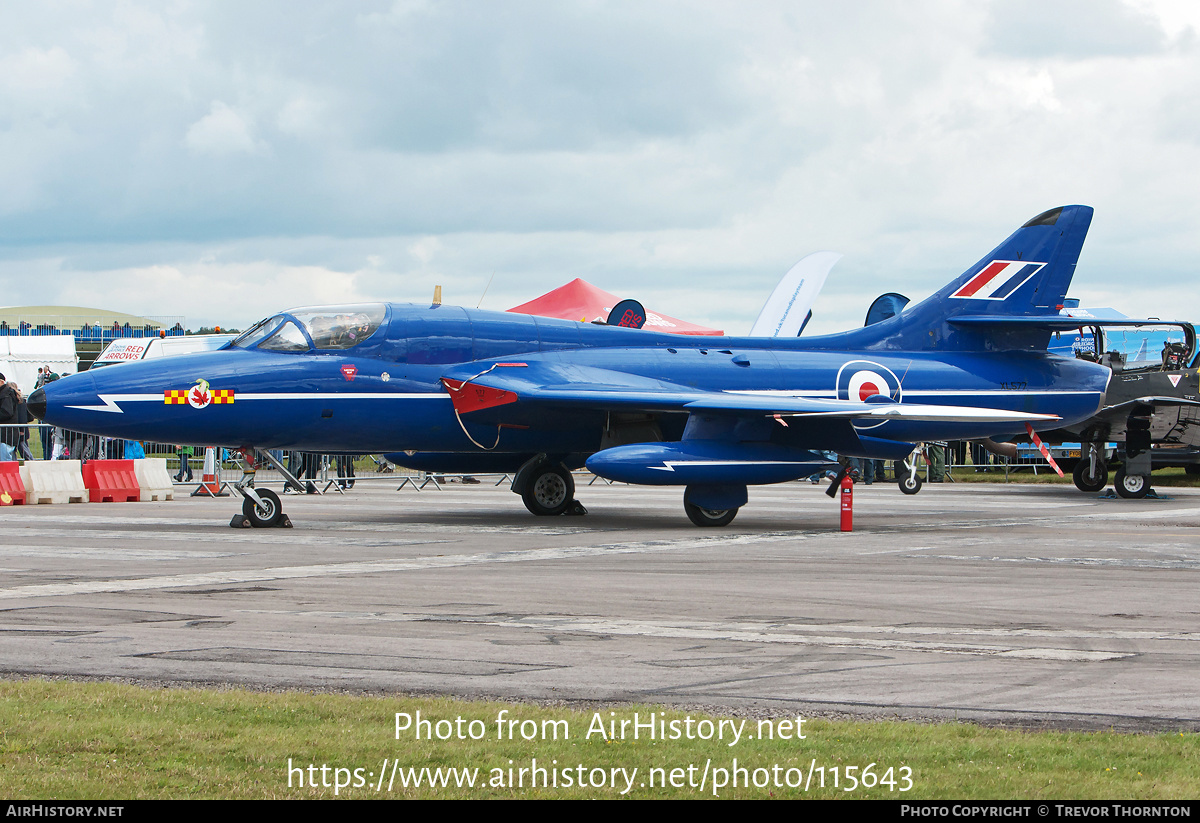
[[523, 464, 574, 516], [513, 457, 587, 516], [899, 472, 923, 495], [898, 445, 924, 494], [683, 501, 738, 527], [682, 484, 746, 527]]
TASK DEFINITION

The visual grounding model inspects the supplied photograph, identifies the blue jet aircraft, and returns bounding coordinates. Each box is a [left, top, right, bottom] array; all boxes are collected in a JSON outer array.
[[31, 205, 1112, 527]]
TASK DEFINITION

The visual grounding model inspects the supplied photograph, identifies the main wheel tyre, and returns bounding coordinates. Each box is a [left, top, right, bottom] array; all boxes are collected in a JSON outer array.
[[521, 465, 575, 516], [1113, 466, 1150, 499], [898, 473, 923, 495], [1072, 458, 1108, 493], [242, 488, 282, 527], [684, 501, 738, 527]]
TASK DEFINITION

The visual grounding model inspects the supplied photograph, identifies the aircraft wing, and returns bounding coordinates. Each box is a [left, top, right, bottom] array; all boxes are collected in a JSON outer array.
[[950, 316, 1191, 331], [439, 360, 1060, 424], [1088, 395, 1200, 422], [686, 394, 1059, 423]]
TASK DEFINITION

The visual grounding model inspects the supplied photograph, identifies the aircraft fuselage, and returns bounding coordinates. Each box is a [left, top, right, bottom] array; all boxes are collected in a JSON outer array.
[[35, 303, 1109, 457]]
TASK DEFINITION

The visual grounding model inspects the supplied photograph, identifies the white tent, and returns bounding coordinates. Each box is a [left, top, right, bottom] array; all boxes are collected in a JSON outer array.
[[0, 337, 78, 396]]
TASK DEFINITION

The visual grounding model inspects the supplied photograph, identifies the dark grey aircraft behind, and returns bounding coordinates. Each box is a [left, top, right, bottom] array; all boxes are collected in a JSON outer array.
[[1047, 323, 1200, 497], [861, 296, 1200, 497]]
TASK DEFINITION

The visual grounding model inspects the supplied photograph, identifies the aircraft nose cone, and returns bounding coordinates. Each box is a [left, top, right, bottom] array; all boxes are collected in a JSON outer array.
[[27, 388, 46, 420]]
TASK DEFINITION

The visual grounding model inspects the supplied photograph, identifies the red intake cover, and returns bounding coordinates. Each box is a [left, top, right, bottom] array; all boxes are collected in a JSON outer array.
[[441, 379, 518, 413]]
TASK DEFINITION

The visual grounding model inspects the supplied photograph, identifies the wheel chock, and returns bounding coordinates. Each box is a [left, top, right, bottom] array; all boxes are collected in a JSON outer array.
[[230, 512, 293, 528], [1097, 488, 1167, 500], [564, 500, 588, 516]]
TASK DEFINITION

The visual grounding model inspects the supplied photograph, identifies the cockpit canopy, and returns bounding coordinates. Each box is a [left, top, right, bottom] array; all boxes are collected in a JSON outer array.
[[233, 304, 387, 352]]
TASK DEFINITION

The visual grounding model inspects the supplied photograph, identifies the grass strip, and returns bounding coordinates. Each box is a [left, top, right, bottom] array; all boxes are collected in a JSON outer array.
[[1, 679, 1196, 799]]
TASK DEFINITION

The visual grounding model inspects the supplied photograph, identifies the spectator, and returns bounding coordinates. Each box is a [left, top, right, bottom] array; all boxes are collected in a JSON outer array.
[[302, 453, 319, 494], [837, 453, 862, 482], [928, 443, 946, 482], [0, 373, 18, 459], [175, 445, 194, 482], [34, 368, 57, 458], [284, 450, 303, 493], [336, 454, 357, 489], [971, 441, 993, 472], [863, 458, 886, 485], [11, 382, 33, 461]]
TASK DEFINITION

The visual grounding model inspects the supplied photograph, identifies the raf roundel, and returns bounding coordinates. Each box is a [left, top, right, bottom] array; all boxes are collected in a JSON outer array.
[[836, 360, 902, 428], [848, 370, 890, 401]]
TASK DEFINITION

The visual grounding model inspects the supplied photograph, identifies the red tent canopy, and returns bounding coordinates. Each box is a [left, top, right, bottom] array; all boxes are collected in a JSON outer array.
[[507, 278, 723, 336]]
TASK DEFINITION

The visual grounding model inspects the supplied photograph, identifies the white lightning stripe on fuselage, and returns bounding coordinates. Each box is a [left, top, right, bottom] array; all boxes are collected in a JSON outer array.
[[649, 460, 819, 472], [65, 395, 157, 413], [65, 393, 446, 413], [724, 389, 1100, 397]]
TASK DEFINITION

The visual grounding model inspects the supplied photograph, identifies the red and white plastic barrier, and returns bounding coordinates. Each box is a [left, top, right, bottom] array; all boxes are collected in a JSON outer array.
[[4, 458, 181, 505], [81, 459, 140, 503], [134, 458, 175, 501], [0, 462, 27, 505], [20, 460, 88, 505]]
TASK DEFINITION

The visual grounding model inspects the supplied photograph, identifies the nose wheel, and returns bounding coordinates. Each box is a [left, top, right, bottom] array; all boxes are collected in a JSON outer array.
[[230, 449, 294, 528], [242, 488, 283, 527]]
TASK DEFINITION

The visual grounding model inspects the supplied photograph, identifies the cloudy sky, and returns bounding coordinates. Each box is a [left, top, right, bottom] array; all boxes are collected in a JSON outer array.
[[2, 0, 1199, 334]]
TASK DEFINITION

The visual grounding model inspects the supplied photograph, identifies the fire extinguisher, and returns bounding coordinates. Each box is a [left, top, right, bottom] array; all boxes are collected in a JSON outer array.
[[840, 472, 854, 532]]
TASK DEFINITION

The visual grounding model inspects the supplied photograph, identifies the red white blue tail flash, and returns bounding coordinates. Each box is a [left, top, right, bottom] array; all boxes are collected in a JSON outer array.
[[950, 260, 1046, 300]]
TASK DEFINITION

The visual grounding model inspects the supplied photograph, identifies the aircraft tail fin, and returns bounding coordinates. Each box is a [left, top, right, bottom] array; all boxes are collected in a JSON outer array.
[[835, 205, 1094, 352]]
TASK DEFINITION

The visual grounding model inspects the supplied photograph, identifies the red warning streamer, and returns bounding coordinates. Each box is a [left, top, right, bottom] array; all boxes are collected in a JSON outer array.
[[1025, 423, 1064, 477]]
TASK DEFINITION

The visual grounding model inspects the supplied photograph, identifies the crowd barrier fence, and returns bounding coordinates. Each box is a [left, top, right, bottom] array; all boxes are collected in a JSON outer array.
[[0, 424, 443, 493], [0, 425, 1111, 493]]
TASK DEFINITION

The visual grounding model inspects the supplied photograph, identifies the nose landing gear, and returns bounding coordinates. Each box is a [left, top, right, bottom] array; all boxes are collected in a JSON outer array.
[[230, 448, 295, 528]]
